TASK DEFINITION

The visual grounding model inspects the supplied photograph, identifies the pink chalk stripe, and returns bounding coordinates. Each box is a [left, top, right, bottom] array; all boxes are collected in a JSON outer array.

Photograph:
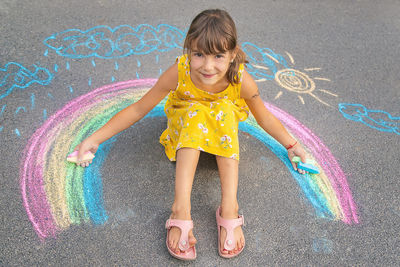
[[21, 80, 157, 239], [265, 102, 358, 224]]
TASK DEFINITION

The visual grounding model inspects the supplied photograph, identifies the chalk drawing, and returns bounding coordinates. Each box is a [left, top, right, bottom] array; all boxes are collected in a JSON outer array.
[[20, 79, 358, 240], [43, 24, 185, 59], [289, 224, 334, 254], [15, 107, 26, 114], [0, 23, 335, 138], [31, 94, 35, 109], [253, 231, 264, 253], [312, 237, 333, 254], [242, 42, 337, 106], [243, 42, 290, 80], [0, 62, 53, 100], [339, 103, 400, 135], [40, 25, 336, 107], [0, 23, 356, 239], [109, 207, 136, 229], [1, 104, 6, 116]]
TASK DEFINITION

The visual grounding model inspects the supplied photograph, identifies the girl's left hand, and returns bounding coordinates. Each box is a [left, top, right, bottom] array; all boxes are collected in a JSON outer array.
[[287, 144, 308, 174]]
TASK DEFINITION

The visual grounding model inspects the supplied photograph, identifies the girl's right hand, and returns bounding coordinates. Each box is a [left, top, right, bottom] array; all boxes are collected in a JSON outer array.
[[287, 143, 308, 175], [74, 138, 99, 167]]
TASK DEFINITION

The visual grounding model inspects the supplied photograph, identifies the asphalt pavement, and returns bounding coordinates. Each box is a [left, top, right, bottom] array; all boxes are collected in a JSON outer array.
[[0, 0, 399, 266]]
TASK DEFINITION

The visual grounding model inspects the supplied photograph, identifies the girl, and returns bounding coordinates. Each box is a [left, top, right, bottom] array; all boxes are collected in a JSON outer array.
[[73, 9, 308, 260]]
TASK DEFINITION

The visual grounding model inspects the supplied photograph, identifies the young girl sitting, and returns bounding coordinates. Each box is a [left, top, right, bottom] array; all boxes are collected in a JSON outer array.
[[73, 9, 308, 260]]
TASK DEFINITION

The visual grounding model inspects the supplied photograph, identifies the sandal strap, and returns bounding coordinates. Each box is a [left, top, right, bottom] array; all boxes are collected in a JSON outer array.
[[216, 207, 245, 251], [165, 218, 193, 251]]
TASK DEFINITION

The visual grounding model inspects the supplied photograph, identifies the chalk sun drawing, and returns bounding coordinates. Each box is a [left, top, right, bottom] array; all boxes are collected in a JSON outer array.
[[20, 79, 358, 240], [339, 103, 400, 135], [0, 62, 53, 100], [243, 42, 337, 107]]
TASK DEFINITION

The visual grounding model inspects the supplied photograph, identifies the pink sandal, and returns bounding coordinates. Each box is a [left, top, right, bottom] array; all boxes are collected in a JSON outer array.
[[216, 206, 245, 258], [165, 218, 197, 260]]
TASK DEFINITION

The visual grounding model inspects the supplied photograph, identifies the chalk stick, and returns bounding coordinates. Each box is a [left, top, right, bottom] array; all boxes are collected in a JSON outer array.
[[291, 156, 301, 163], [67, 151, 95, 163], [291, 156, 316, 164], [291, 156, 320, 174], [297, 162, 320, 174]]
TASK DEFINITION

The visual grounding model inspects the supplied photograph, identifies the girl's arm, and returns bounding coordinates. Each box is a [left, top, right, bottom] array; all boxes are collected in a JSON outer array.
[[75, 63, 178, 165], [240, 69, 307, 173]]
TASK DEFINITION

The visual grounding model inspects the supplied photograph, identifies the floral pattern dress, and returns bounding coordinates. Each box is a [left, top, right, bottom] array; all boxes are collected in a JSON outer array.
[[159, 54, 249, 161]]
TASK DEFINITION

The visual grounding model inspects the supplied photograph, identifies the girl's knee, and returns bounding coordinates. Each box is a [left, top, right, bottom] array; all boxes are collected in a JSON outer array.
[[216, 155, 238, 168]]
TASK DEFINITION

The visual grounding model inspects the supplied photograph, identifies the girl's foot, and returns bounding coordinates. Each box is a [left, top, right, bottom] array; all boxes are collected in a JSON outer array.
[[218, 205, 245, 256], [168, 210, 197, 255]]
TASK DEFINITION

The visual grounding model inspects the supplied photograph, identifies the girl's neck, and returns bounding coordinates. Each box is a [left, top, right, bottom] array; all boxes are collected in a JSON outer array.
[[190, 73, 230, 94]]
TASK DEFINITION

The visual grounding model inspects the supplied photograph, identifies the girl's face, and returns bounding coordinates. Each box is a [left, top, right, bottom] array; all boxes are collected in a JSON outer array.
[[189, 49, 236, 91]]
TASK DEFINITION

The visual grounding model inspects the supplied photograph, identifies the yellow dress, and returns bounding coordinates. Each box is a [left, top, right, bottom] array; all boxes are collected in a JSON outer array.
[[160, 54, 249, 161]]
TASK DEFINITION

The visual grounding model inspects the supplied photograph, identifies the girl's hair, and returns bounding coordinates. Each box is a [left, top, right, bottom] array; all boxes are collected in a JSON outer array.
[[183, 9, 248, 84]]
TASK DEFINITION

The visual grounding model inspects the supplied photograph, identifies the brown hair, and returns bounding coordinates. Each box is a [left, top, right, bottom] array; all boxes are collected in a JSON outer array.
[[183, 9, 248, 84]]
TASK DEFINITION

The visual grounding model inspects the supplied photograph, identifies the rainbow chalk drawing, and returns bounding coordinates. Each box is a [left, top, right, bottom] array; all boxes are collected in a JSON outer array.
[[339, 103, 400, 135], [20, 79, 358, 240]]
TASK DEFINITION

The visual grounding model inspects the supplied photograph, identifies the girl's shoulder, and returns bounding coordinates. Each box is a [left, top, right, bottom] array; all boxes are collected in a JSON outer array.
[[152, 62, 178, 93], [239, 69, 259, 100]]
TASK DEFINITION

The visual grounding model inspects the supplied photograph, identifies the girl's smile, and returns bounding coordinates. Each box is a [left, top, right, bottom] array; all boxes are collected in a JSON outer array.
[[201, 73, 216, 79]]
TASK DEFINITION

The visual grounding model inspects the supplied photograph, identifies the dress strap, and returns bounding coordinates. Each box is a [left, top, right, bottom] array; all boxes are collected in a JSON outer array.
[[232, 63, 245, 99], [175, 54, 190, 92]]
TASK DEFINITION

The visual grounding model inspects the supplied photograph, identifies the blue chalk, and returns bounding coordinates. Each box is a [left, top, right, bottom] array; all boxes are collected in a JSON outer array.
[[297, 162, 320, 174], [291, 156, 320, 174]]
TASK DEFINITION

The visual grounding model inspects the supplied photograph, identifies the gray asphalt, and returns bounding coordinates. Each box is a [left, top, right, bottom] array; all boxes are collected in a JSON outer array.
[[1, 0, 399, 266]]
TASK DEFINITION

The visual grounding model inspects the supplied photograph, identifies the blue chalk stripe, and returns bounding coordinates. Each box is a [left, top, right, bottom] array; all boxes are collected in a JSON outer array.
[[238, 122, 334, 219], [83, 136, 117, 224]]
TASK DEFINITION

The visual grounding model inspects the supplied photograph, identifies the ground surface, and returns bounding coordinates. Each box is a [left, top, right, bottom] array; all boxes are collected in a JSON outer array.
[[0, 0, 399, 266]]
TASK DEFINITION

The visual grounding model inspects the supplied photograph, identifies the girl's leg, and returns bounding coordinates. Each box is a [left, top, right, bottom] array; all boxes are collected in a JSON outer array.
[[169, 147, 200, 254], [216, 155, 245, 255]]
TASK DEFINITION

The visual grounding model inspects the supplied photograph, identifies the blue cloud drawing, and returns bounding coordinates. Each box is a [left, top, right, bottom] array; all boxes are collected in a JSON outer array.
[[0, 62, 53, 100], [43, 24, 185, 59], [242, 42, 289, 80], [43, 24, 290, 81], [339, 103, 400, 135]]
